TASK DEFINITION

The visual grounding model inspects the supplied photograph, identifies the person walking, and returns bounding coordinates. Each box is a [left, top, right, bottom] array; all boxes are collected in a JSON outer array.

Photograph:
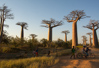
[[70, 46, 76, 59], [36, 47, 38, 57]]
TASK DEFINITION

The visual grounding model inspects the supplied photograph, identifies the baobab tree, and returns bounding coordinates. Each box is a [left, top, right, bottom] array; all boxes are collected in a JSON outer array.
[[62, 30, 70, 42], [0, 5, 13, 43], [41, 18, 63, 42], [82, 36, 85, 45], [30, 34, 37, 40], [16, 22, 28, 41], [84, 20, 99, 47], [64, 10, 89, 47], [84, 37, 87, 45], [87, 32, 92, 46], [82, 35, 87, 45], [29, 34, 38, 46]]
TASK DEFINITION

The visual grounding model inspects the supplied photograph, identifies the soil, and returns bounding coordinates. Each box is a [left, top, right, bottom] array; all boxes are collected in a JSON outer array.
[[49, 48, 99, 68]]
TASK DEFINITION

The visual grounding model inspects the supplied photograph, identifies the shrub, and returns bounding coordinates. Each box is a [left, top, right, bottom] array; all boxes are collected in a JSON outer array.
[[40, 38, 48, 47], [1, 47, 11, 53], [0, 47, 21, 53]]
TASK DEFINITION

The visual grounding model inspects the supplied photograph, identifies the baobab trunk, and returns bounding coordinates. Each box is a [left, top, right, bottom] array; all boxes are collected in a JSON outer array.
[[94, 30, 98, 47], [85, 40, 86, 45], [83, 39, 84, 45], [65, 33, 67, 42], [92, 29, 96, 47], [72, 22, 78, 47], [32, 37, 34, 40], [0, 24, 3, 43], [76, 22, 78, 46], [50, 27, 52, 42], [89, 35, 91, 46], [0, 18, 4, 43], [48, 27, 52, 42], [96, 33, 98, 47], [21, 26, 24, 40]]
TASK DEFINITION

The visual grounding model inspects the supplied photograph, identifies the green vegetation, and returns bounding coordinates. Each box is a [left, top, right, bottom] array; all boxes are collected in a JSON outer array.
[[54, 49, 71, 57], [0, 56, 59, 68], [0, 35, 72, 53], [0, 5, 73, 68], [0, 48, 71, 68], [0, 31, 72, 68]]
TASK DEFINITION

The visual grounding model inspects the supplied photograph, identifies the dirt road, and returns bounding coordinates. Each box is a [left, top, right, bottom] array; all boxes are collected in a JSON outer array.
[[49, 48, 99, 68]]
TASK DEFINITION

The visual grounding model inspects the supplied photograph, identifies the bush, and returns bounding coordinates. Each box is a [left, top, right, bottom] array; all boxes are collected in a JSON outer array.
[[51, 39, 72, 49], [0, 47, 22, 53], [1, 47, 12, 53], [40, 38, 48, 47]]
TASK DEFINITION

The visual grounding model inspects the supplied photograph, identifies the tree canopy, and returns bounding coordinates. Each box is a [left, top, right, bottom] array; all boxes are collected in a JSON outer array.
[[64, 10, 89, 22]]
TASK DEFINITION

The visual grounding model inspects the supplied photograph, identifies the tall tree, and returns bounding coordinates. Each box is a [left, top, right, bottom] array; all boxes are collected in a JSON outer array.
[[64, 10, 88, 47], [62, 30, 70, 42], [87, 32, 92, 46], [84, 20, 99, 47], [16, 22, 28, 41], [82, 35, 87, 45], [30, 34, 37, 40], [0, 5, 13, 43], [41, 18, 63, 42]]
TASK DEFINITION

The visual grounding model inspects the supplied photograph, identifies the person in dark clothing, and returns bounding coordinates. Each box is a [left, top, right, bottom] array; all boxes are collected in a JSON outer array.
[[47, 50, 50, 56], [70, 46, 76, 59], [36, 48, 38, 57], [86, 47, 90, 56]]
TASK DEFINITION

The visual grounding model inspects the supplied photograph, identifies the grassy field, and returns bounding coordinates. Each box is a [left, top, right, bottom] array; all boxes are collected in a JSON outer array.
[[0, 56, 59, 68], [0, 47, 71, 68], [76, 45, 83, 48]]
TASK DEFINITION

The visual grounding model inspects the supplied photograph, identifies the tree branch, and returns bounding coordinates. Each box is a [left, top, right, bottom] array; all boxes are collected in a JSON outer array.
[[64, 16, 74, 22], [42, 20, 50, 24], [41, 25, 48, 28], [95, 24, 99, 30], [87, 32, 92, 36], [83, 25, 92, 30], [30, 34, 37, 38], [51, 21, 63, 28], [62, 30, 70, 34], [64, 10, 89, 23], [3, 24, 9, 28], [41, 18, 63, 28]]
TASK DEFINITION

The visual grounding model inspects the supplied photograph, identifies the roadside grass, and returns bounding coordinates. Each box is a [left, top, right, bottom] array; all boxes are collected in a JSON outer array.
[[52, 49, 71, 57], [0, 56, 59, 68], [0, 48, 71, 68], [76, 45, 83, 48], [0, 44, 72, 68]]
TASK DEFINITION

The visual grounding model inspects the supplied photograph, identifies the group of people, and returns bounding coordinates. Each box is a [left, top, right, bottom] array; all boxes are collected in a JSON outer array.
[[33, 48, 51, 57], [33, 48, 38, 57], [70, 45, 91, 59], [83, 45, 91, 58]]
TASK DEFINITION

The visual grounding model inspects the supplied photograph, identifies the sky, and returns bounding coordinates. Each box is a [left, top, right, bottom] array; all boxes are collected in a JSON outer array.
[[0, 0, 99, 44]]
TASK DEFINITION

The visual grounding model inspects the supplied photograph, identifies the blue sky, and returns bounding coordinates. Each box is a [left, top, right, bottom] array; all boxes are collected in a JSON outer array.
[[0, 0, 99, 43]]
